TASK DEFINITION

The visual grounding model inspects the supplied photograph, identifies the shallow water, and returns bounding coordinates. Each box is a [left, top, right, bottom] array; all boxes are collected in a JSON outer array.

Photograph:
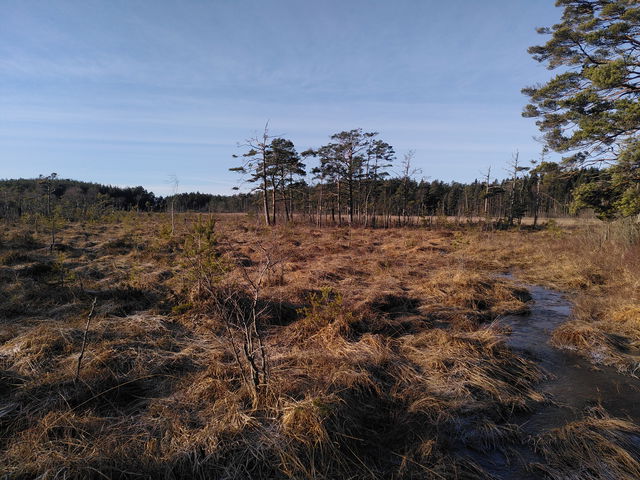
[[472, 283, 640, 478], [504, 285, 640, 429]]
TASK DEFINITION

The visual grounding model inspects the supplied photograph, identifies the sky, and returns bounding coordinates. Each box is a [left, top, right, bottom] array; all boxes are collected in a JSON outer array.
[[1, 0, 564, 195]]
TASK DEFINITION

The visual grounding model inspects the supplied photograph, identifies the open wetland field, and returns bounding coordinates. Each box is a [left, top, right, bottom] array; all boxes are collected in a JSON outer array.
[[6, 0, 640, 478], [0, 213, 638, 479]]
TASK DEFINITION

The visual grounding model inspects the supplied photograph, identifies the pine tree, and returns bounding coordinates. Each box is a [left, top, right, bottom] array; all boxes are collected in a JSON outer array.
[[523, 0, 640, 218]]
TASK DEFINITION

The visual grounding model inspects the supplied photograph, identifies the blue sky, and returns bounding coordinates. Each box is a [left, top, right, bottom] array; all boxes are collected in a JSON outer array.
[[1, 0, 562, 195]]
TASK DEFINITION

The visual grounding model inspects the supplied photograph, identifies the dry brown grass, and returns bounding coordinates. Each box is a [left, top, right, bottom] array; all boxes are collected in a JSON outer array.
[[0, 213, 636, 478], [531, 407, 640, 480], [455, 220, 640, 374]]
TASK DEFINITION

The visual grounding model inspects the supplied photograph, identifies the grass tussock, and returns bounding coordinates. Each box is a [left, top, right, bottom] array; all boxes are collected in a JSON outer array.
[[532, 407, 640, 480]]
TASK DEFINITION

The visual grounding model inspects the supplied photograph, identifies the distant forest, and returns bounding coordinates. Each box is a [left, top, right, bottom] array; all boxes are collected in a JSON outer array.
[[0, 161, 601, 227]]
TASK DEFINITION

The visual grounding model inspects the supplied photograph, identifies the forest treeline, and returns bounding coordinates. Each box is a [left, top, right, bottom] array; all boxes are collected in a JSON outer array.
[[0, 152, 601, 227], [176, 166, 598, 226], [0, 177, 163, 220], [225, 127, 603, 227]]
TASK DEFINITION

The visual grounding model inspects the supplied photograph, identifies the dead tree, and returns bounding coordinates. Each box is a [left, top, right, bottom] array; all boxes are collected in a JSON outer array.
[[214, 247, 279, 408], [230, 123, 276, 226]]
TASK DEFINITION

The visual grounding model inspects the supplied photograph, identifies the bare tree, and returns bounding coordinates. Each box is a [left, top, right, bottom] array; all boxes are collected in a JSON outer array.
[[167, 174, 179, 235], [398, 150, 420, 226], [213, 247, 280, 408], [482, 166, 491, 218], [530, 146, 549, 228], [231, 123, 276, 226], [38, 172, 58, 251], [75, 297, 98, 383], [506, 151, 529, 226]]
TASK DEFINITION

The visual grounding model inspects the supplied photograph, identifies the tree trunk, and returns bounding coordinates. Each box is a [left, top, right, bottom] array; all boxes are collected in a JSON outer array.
[[337, 181, 342, 226], [261, 160, 271, 225], [348, 179, 354, 224], [271, 186, 277, 225], [533, 178, 541, 227]]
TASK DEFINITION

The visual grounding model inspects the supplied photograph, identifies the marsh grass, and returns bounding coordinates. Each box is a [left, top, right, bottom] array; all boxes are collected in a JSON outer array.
[[0, 213, 636, 478], [532, 407, 640, 480], [457, 219, 640, 374]]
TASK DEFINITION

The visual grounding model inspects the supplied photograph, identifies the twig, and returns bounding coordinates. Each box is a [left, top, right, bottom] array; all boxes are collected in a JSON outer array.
[[75, 297, 97, 383]]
